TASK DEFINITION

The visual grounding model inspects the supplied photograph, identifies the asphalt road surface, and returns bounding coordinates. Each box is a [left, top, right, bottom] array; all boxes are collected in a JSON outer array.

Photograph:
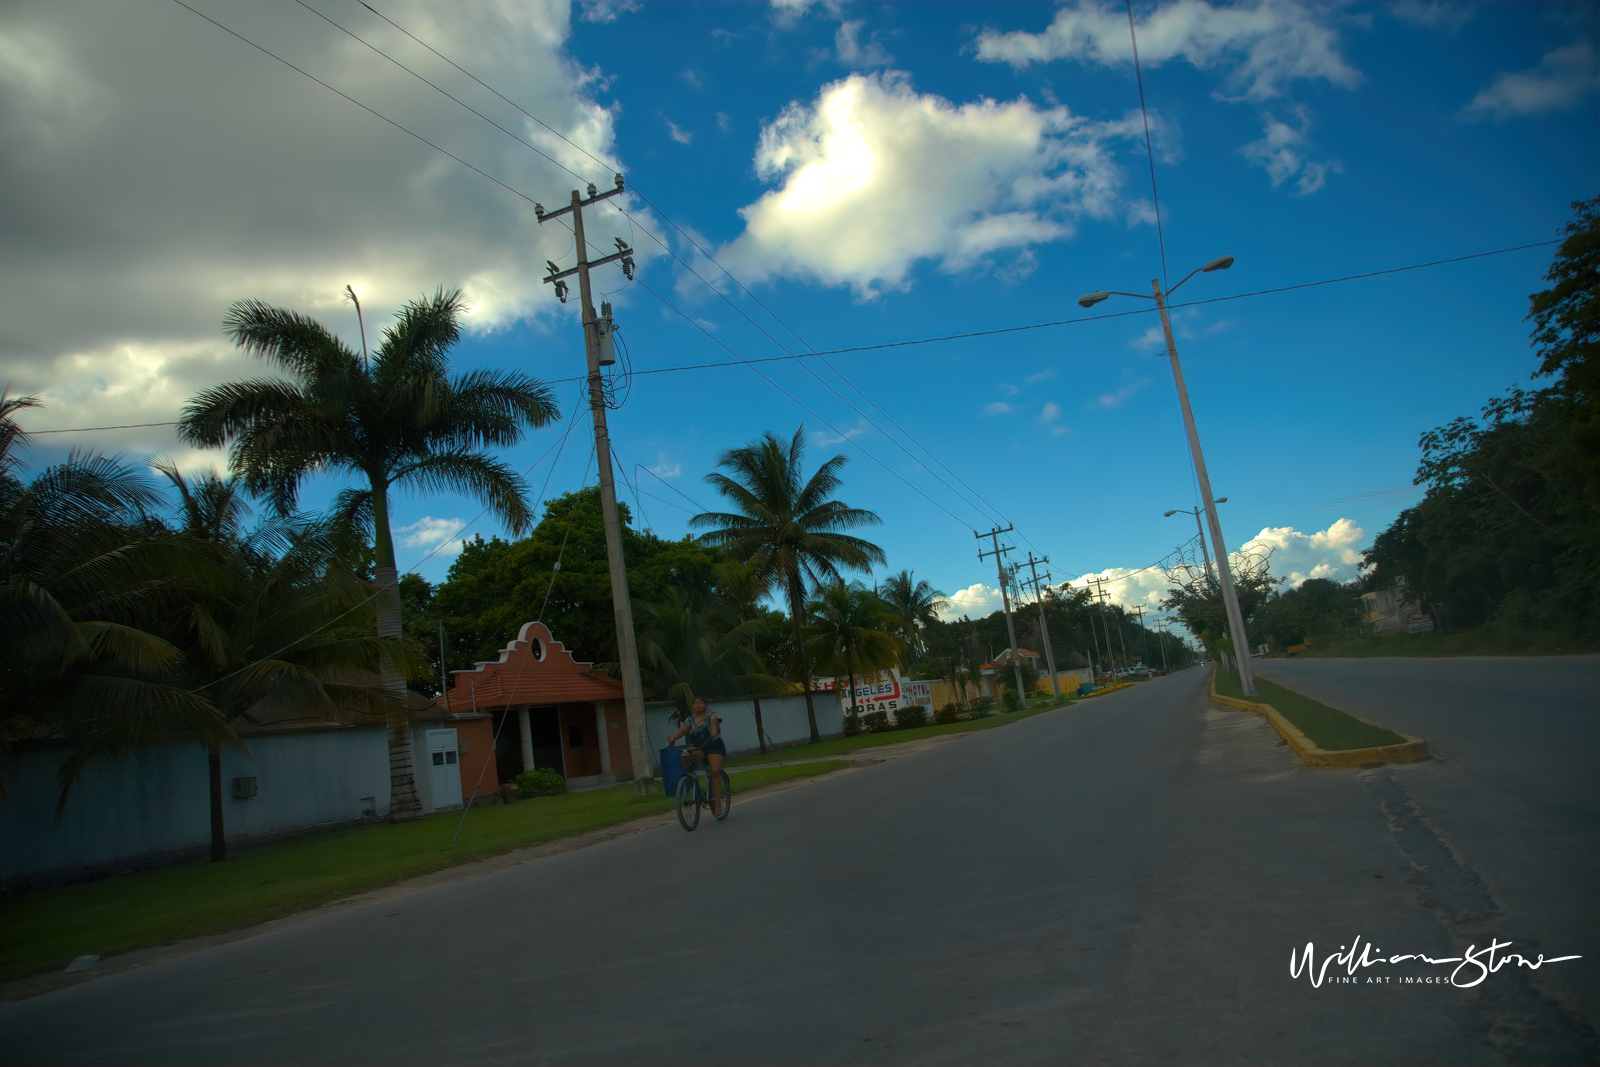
[[4, 657, 1596, 1066]]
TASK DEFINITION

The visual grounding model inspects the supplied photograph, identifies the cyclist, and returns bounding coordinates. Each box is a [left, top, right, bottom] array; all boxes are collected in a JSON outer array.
[[665, 697, 727, 816]]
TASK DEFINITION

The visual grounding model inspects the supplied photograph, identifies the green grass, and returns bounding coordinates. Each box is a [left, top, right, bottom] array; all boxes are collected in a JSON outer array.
[[0, 760, 849, 983], [725, 698, 1074, 767], [1293, 628, 1581, 658], [1214, 668, 1405, 751]]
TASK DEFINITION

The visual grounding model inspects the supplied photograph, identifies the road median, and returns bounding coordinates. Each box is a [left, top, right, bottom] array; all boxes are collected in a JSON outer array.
[[1210, 668, 1430, 768]]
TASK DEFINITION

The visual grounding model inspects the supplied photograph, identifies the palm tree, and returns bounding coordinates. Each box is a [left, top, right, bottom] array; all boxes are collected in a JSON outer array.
[[156, 463, 407, 860], [691, 428, 885, 743], [635, 586, 785, 720], [804, 580, 901, 722], [1, 397, 223, 806], [878, 569, 947, 661], [178, 288, 558, 819], [711, 557, 782, 753]]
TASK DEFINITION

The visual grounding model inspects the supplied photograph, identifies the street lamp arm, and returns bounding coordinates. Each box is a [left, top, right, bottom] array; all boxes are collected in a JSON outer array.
[[1165, 254, 1234, 298]]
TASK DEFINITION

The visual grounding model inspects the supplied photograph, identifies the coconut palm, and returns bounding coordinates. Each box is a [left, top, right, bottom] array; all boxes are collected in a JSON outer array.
[[691, 427, 885, 744], [155, 463, 407, 860], [178, 288, 558, 818], [1, 398, 222, 804], [878, 569, 947, 660], [635, 586, 785, 721], [804, 580, 902, 722]]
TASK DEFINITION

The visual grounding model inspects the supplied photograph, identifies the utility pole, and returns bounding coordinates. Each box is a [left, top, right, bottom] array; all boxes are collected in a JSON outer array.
[[976, 526, 1026, 702], [438, 620, 451, 714], [1087, 576, 1120, 680], [1153, 618, 1170, 673], [1131, 605, 1152, 673], [538, 176, 657, 796], [1022, 552, 1061, 699]]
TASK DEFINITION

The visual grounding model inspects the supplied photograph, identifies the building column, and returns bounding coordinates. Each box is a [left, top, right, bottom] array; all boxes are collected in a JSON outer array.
[[593, 702, 613, 775], [518, 706, 534, 771]]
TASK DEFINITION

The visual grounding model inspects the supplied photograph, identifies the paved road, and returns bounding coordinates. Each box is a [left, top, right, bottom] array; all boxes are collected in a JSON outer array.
[[4, 659, 1595, 1066]]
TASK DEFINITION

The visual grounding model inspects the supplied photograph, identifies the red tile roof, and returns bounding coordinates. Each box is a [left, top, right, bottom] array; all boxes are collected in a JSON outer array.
[[446, 622, 623, 710]]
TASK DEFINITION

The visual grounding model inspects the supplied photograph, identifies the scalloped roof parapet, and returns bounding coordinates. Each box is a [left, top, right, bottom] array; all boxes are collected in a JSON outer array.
[[446, 621, 623, 709]]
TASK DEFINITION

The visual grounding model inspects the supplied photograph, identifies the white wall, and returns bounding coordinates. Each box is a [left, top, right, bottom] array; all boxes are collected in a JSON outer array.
[[643, 691, 844, 769], [1, 727, 391, 890]]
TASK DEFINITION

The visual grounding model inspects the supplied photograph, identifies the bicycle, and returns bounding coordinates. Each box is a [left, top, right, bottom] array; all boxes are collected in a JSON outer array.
[[672, 748, 731, 832]]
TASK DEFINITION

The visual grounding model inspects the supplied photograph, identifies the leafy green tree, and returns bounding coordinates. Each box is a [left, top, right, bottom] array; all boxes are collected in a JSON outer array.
[[1161, 545, 1279, 659], [692, 427, 885, 744], [804, 580, 902, 722], [1250, 577, 1363, 650], [431, 487, 722, 670], [177, 288, 557, 819], [1366, 198, 1598, 638]]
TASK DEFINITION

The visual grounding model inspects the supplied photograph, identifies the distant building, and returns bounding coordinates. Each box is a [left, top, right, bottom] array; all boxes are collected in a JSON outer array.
[[1359, 576, 1433, 633]]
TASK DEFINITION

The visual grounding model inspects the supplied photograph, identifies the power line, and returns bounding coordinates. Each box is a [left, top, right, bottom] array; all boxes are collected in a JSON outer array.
[[1125, 0, 1168, 289], [20, 237, 1560, 439]]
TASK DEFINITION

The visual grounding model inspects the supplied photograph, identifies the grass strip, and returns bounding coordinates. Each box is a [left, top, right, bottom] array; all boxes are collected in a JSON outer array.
[[0, 760, 849, 983], [1292, 628, 1575, 658], [725, 698, 1075, 767], [1214, 669, 1405, 750]]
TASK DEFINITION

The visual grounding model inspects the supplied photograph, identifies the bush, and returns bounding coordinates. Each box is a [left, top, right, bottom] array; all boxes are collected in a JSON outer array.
[[1001, 688, 1021, 713], [895, 704, 929, 729], [516, 767, 567, 797], [972, 696, 995, 718], [844, 711, 863, 736], [934, 702, 963, 725], [861, 711, 893, 733]]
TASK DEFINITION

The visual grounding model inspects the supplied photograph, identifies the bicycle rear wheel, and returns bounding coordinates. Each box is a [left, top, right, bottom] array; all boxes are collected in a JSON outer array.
[[676, 773, 700, 831], [713, 771, 732, 820]]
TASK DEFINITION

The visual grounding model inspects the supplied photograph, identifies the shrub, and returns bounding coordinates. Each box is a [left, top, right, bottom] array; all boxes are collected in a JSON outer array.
[[1001, 688, 1021, 712], [516, 767, 567, 797], [895, 704, 929, 729], [972, 696, 995, 718], [934, 702, 963, 725], [861, 711, 893, 733], [844, 711, 863, 736]]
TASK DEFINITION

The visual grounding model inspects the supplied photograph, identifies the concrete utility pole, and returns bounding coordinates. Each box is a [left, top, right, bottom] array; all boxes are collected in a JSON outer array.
[[1079, 255, 1257, 695], [1022, 553, 1061, 699], [438, 620, 451, 714], [1153, 618, 1170, 673], [976, 526, 1026, 701], [1087, 576, 1120, 679], [538, 176, 657, 796], [1131, 606, 1153, 674]]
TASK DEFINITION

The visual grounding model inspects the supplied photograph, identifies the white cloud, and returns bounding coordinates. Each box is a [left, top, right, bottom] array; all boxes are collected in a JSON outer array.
[[1038, 401, 1061, 424], [580, 0, 642, 23], [835, 20, 893, 67], [397, 515, 469, 559], [665, 117, 694, 144], [1241, 107, 1337, 195], [649, 453, 682, 478], [974, 0, 1360, 101], [1025, 368, 1056, 385], [1390, 1, 1476, 31], [1237, 517, 1366, 587], [718, 71, 1151, 296], [1462, 43, 1599, 121], [1, 1, 636, 461], [813, 419, 867, 445], [940, 582, 1003, 620], [1069, 567, 1171, 612], [717, 111, 733, 132], [1096, 378, 1148, 408], [983, 402, 1014, 416]]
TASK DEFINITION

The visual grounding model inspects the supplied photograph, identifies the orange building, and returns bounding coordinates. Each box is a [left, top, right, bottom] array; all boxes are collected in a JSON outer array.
[[445, 622, 634, 789]]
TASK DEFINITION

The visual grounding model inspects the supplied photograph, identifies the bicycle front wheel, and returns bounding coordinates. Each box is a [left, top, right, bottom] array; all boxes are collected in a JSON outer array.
[[713, 771, 732, 821], [676, 773, 700, 831]]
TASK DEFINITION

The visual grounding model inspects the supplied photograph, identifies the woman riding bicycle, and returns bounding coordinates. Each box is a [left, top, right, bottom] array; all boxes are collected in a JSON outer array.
[[665, 697, 726, 816]]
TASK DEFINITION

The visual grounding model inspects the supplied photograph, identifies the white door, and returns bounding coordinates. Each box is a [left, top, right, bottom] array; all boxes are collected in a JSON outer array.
[[426, 729, 463, 811]]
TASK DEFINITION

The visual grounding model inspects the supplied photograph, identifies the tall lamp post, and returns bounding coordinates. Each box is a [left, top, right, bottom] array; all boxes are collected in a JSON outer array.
[[1164, 499, 1226, 581], [1080, 257, 1258, 696]]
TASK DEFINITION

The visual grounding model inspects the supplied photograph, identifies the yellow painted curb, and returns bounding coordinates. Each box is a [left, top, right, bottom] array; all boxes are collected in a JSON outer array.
[[1209, 669, 1430, 768]]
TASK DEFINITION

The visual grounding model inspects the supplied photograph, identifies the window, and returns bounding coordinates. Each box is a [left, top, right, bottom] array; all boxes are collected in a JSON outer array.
[[432, 751, 445, 766], [568, 723, 583, 748], [445, 750, 458, 764]]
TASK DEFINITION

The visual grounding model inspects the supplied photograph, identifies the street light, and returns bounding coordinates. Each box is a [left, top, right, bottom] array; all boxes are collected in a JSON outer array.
[[1164, 499, 1227, 580], [1080, 257, 1259, 696]]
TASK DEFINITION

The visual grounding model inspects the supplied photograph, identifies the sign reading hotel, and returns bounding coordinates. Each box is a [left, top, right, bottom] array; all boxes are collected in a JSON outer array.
[[813, 669, 903, 716]]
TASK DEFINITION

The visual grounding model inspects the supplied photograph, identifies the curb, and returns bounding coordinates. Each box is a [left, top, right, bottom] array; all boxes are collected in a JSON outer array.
[[1208, 670, 1430, 768]]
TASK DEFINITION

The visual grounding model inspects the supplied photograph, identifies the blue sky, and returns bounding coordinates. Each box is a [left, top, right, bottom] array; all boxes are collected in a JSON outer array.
[[4, 0, 1596, 627]]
